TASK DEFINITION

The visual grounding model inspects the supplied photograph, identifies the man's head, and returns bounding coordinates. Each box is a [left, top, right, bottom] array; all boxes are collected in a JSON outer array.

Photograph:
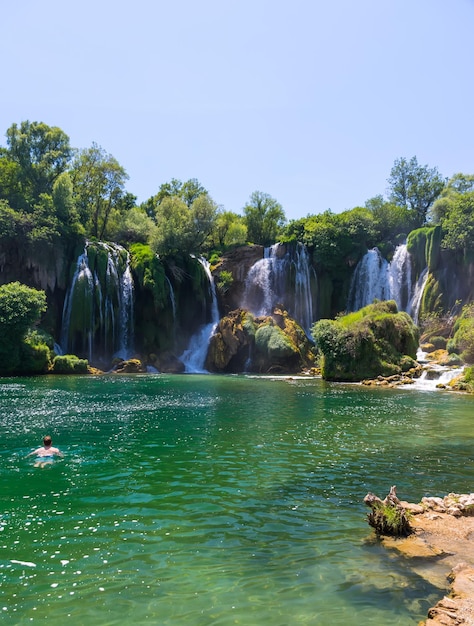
[[43, 436, 52, 447]]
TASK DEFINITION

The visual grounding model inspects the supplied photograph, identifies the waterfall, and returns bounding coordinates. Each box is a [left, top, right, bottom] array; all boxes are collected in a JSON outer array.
[[60, 242, 135, 364], [348, 244, 423, 316], [407, 267, 429, 325], [347, 248, 390, 312], [243, 243, 315, 333], [387, 244, 412, 312], [179, 258, 220, 373]]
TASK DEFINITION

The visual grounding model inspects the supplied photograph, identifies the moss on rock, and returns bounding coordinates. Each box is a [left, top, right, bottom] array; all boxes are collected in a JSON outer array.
[[312, 300, 419, 381]]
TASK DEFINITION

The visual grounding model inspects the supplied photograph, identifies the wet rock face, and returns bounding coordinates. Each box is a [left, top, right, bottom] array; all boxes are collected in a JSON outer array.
[[212, 245, 264, 313], [205, 307, 314, 374]]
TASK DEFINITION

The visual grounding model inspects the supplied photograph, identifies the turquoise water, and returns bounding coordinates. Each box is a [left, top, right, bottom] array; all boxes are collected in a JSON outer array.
[[1, 374, 474, 625]]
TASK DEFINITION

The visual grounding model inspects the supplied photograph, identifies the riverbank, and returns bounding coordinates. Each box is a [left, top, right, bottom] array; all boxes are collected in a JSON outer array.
[[380, 494, 474, 625]]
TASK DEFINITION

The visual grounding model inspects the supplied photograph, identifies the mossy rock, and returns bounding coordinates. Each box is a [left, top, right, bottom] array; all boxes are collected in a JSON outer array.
[[312, 300, 419, 382]]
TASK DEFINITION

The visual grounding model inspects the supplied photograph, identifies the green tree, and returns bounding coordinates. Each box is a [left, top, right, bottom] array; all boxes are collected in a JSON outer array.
[[387, 156, 446, 227], [430, 173, 474, 259], [71, 143, 129, 240], [0, 282, 47, 374], [154, 178, 207, 208], [5, 121, 72, 206], [211, 210, 247, 248], [150, 192, 218, 256], [243, 191, 286, 246]]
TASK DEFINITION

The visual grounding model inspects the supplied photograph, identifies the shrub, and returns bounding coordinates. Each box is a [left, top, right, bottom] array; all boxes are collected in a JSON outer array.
[[52, 354, 89, 374], [430, 335, 447, 350], [311, 301, 419, 381]]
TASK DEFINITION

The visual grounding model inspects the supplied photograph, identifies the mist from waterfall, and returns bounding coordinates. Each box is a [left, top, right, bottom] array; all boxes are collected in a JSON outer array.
[[348, 244, 428, 319], [243, 243, 316, 333], [179, 258, 220, 373], [60, 242, 135, 364]]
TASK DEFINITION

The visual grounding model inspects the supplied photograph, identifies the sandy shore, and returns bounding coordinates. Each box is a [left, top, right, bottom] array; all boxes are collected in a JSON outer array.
[[380, 495, 474, 625]]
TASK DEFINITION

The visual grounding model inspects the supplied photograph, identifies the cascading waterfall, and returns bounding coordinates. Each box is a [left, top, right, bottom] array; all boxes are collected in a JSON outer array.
[[407, 267, 429, 325], [347, 248, 390, 312], [387, 244, 412, 312], [179, 258, 220, 373], [243, 243, 315, 334], [60, 242, 135, 364], [348, 244, 428, 318]]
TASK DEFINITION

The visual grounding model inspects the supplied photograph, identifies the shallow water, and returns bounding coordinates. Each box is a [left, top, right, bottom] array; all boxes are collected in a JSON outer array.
[[1, 374, 474, 625]]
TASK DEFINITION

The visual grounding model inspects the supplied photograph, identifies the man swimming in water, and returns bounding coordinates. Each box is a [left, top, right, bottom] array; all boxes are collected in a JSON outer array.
[[27, 436, 64, 467]]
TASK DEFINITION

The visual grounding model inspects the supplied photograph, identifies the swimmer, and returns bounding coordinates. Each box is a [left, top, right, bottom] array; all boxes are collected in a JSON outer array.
[[27, 436, 64, 468]]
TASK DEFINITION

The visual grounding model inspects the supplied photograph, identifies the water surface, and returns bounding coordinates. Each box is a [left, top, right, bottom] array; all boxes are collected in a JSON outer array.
[[1, 374, 473, 625]]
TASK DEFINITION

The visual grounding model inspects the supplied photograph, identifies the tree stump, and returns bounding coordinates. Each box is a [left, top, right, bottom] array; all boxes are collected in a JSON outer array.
[[364, 485, 413, 537]]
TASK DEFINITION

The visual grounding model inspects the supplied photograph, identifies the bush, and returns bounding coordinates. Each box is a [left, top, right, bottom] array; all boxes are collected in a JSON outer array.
[[451, 304, 474, 363], [429, 335, 447, 350], [311, 301, 419, 381], [52, 354, 89, 374]]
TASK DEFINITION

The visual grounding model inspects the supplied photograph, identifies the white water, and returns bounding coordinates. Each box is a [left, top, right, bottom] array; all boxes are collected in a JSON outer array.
[[348, 244, 428, 319], [243, 243, 315, 333], [407, 267, 429, 325], [347, 248, 390, 311], [179, 258, 220, 373], [60, 242, 135, 363]]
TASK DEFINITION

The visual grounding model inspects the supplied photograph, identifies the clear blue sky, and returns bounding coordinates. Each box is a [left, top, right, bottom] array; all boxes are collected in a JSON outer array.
[[2, 0, 474, 220]]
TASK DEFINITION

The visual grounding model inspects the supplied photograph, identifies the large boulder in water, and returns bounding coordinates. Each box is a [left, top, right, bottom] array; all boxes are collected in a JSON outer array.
[[312, 300, 419, 382], [205, 307, 315, 374]]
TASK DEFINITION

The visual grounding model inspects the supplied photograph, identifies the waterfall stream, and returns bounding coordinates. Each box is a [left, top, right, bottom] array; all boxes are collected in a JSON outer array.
[[243, 243, 315, 333], [179, 258, 220, 373], [60, 242, 135, 364], [348, 244, 428, 319]]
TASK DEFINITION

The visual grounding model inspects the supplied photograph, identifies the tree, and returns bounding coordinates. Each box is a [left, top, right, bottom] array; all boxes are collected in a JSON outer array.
[[243, 191, 286, 246], [150, 192, 218, 256], [154, 178, 208, 208], [429, 173, 474, 258], [5, 121, 72, 205], [0, 282, 47, 373], [387, 156, 446, 227], [211, 210, 247, 248], [71, 143, 129, 240], [365, 195, 417, 249]]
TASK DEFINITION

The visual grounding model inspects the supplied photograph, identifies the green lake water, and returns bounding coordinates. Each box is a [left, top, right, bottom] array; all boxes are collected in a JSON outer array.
[[1, 374, 474, 625]]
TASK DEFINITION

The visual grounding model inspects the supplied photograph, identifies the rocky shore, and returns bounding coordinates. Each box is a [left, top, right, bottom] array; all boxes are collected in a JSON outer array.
[[380, 493, 474, 625]]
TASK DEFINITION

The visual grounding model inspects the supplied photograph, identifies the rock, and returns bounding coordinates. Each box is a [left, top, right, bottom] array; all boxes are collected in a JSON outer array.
[[112, 358, 146, 374], [205, 307, 315, 374]]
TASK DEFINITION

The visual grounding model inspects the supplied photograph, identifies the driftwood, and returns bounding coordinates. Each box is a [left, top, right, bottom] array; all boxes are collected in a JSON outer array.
[[364, 485, 413, 537]]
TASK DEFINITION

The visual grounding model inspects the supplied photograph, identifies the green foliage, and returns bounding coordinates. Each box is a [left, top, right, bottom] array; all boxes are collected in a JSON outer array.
[[312, 301, 419, 381], [6, 120, 72, 204], [216, 270, 233, 294], [432, 176, 474, 260], [243, 191, 286, 246], [407, 225, 441, 275], [463, 366, 474, 385], [255, 324, 297, 359], [114, 206, 154, 245], [52, 354, 89, 374], [0, 282, 48, 375], [20, 335, 52, 374], [129, 243, 168, 310], [149, 190, 218, 257], [71, 143, 129, 240], [429, 336, 447, 350], [367, 502, 413, 537], [209, 210, 247, 249], [451, 304, 474, 363], [387, 156, 445, 227]]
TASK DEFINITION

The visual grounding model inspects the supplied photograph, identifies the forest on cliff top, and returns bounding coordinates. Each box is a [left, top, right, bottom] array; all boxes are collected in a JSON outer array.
[[1, 120, 474, 267]]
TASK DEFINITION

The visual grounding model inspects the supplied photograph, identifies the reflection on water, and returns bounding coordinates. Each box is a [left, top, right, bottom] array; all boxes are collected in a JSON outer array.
[[1, 374, 474, 625]]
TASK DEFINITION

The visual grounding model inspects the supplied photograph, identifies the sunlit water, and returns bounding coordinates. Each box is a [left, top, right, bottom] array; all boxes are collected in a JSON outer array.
[[1, 375, 474, 625]]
